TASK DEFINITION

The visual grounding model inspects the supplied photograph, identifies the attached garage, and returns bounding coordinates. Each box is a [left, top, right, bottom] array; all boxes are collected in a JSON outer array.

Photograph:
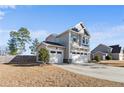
[[49, 50, 63, 63], [71, 52, 89, 64], [37, 41, 65, 63]]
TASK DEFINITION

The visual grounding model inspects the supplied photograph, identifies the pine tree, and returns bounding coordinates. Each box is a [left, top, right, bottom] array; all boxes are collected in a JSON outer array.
[[29, 38, 40, 55], [8, 38, 18, 55]]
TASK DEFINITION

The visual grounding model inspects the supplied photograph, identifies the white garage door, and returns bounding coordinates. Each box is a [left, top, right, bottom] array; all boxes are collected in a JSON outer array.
[[71, 52, 88, 64], [49, 50, 63, 63]]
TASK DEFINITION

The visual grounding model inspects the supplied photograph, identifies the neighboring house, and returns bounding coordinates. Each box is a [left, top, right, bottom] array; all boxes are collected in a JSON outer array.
[[37, 22, 91, 64], [91, 44, 124, 60]]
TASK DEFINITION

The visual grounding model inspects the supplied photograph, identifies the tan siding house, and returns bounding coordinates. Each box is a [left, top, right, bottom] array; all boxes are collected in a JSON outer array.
[[37, 22, 90, 64]]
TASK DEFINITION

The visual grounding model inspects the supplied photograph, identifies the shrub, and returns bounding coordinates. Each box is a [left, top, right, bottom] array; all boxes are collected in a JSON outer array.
[[94, 55, 100, 62], [38, 48, 49, 64], [106, 55, 112, 60]]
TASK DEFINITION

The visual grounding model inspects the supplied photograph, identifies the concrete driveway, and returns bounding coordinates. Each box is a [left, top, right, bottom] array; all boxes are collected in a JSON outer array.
[[54, 63, 124, 83]]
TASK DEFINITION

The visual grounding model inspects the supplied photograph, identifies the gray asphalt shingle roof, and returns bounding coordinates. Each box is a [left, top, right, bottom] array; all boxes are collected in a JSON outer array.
[[109, 45, 121, 53], [43, 41, 64, 46]]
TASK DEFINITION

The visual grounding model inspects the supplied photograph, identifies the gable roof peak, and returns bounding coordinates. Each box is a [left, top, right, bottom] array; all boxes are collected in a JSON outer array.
[[99, 43, 107, 46], [109, 44, 120, 47], [109, 45, 121, 53], [74, 22, 85, 28]]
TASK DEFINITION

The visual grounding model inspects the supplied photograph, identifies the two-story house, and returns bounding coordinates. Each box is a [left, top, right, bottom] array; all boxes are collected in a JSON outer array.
[[91, 44, 124, 60], [36, 22, 90, 64]]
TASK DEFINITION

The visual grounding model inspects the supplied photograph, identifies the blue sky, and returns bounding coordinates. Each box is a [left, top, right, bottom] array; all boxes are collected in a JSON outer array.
[[0, 5, 124, 54]]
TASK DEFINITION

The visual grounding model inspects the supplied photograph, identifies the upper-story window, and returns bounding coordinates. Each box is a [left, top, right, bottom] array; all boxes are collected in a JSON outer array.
[[82, 37, 85, 44], [71, 34, 78, 43], [86, 38, 89, 44], [81, 37, 89, 46], [73, 37, 77, 42]]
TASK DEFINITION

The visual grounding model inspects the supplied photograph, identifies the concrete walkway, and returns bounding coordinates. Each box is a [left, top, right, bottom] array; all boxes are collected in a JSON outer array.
[[54, 63, 124, 83]]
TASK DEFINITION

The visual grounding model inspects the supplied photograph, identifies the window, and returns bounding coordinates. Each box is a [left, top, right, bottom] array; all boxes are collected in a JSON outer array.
[[82, 37, 85, 43], [77, 52, 80, 54], [57, 51, 62, 54], [81, 53, 83, 55], [73, 37, 77, 42], [86, 39, 89, 44], [80, 48, 84, 51], [50, 51, 56, 53], [72, 34, 78, 43], [84, 53, 87, 55], [72, 52, 76, 54]]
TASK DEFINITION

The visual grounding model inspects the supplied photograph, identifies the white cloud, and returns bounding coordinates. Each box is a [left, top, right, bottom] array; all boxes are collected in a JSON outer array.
[[30, 30, 50, 42], [0, 11, 4, 16], [0, 11, 5, 20], [0, 5, 16, 9], [0, 5, 16, 20], [89, 24, 124, 49], [0, 29, 10, 47]]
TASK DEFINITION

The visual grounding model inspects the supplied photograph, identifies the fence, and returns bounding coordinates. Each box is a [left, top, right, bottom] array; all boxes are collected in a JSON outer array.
[[0, 55, 36, 64]]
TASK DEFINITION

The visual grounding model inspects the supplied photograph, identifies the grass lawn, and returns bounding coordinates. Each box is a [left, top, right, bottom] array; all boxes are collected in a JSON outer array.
[[0, 63, 124, 87], [99, 60, 124, 67]]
